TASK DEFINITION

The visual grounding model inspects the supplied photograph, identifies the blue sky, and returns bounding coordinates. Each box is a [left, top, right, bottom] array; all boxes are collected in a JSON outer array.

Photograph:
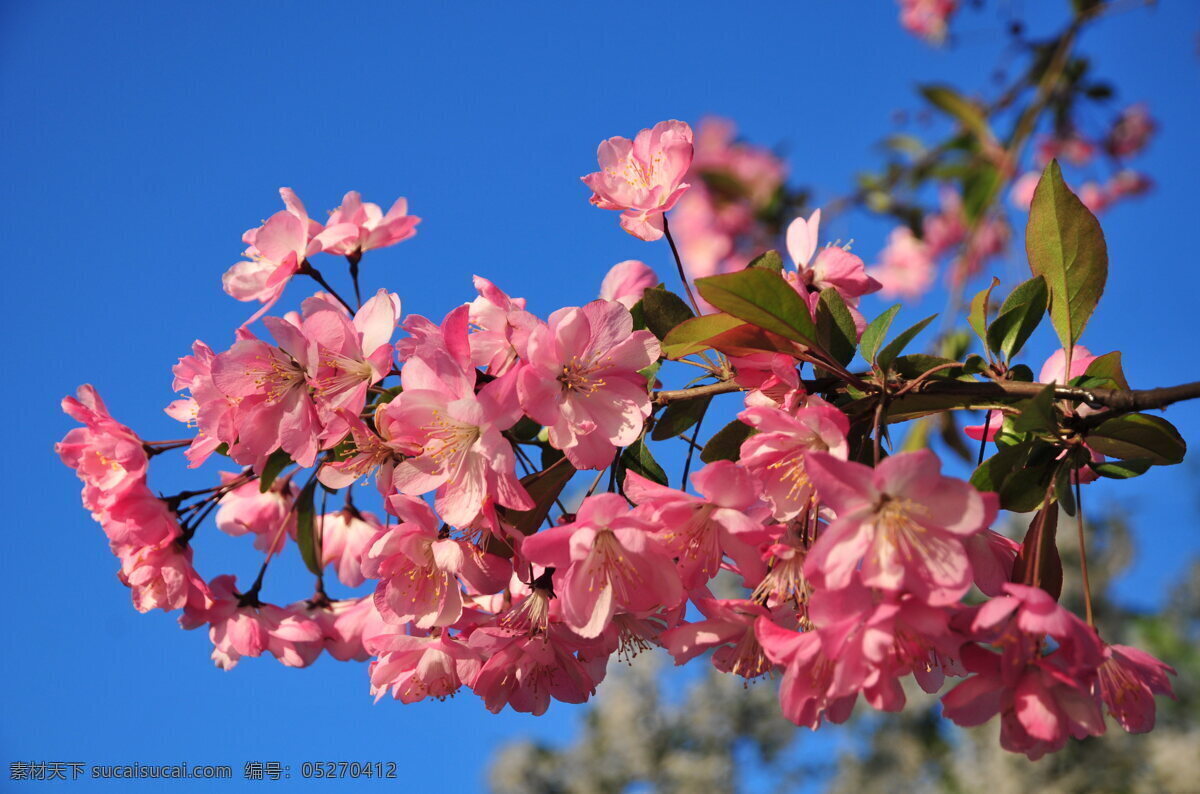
[[3, 1, 1198, 790]]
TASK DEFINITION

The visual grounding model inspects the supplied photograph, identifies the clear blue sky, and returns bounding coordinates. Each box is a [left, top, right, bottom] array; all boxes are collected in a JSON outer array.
[[3, 1, 1198, 790]]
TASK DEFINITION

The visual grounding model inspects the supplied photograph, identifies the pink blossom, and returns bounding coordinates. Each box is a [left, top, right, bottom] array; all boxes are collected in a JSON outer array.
[[691, 116, 787, 208], [923, 189, 966, 257], [211, 317, 323, 469], [312, 596, 388, 662], [624, 460, 770, 588], [367, 632, 482, 704], [387, 310, 533, 526], [598, 260, 657, 309], [898, 0, 958, 44], [660, 598, 781, 678], [316, 413, 419, 491], [941, 642, 1105, 760], [869, 227, 935, 301], [221, 188, 358, 315], [199, 575, 325, 670], [321, 191, 420, 256], [319, 509, 383, 588], [468, 626, 607, 715], [1009, 172, 1041, 211], [363, 495, 510, 629], [167, 340, 239, 467], [1096, 643, 1177, 733], [467, 276, 540, 376], [803, 450, 998, 604], [517, 300, 659, 469], [214, 473, 297, 553], [970, 583, 1104, 672], [755, 617, 857, 729], [1105, 103, 1156, 158], [99, 485, 182, 551], [117, 539, 209, 614], [784, 210, 881, 305], [1037, 134, 1096, 167], [521, 493, 684, 638], [582, 120, 694, 241], [57, 385, 148, 513], [738, 395, 851, 521]]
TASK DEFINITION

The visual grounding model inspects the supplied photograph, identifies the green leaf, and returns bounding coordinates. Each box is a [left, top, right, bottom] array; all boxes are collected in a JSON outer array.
[[986, 276, 1047, 361], [963, 163, 1002, 223], [1089, 458, 1153, 479], [641, 286, 695, 341], [968, 277, 1000, 348], [876, 314, 937, 373], [860, 304, 901, 365], [1080, 351, 1130, 391], [651, 395, 713, 441], [700, 420, 754, 463], [496, 458, 577, 540], [621, 437, 669, 486], [1011, 383, 1058, 434], [1000, 465, 1052, 513], [919, 85, 993, 143], [747, 249, 784, 272], [1026, 160, 1109, 349], [815, 288, 858, 366], [971, 442, 1029, 493], [258, 449, 293, 493], [661, 313, 746, 359], [694, 269, 818, 347], [1087, 413, 1187, 466], [294, 478, 322, 576]]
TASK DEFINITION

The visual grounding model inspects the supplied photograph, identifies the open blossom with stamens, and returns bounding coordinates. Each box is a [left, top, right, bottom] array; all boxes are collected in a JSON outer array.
[[521, 493, 684, 638], [660, 597, 786, 679], [624, 460, 771, 589], [468, 626, 607, 715], [582, 120, 694, 241], [317, 412, 418, 491], [167, 340, 239, 468], [366, 632, 482, 704], [321, 190, 420, 256], [803, 450, 997, 604], [517, 300, 660, 469], [301, 289, 400, 428], [211, 316, 323, 469], [784, 210, 881, 305], [221, 188, 358, 315], [1096, 643, 1177, 733], [57, 385, 148, 513], [738, 395, 850, 521], [362, 495, 510, 629], [756, 617, 857, 730], [387, 309, 533, 526]]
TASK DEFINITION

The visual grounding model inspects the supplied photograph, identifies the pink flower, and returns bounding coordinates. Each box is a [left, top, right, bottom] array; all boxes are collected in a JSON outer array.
[[57, 385, 148, 513], [167, 341, 239, 468], [660, 598, 781, 678], [755, 617, 857, 729], [785, 210, 881, 304], [468, 626, 607, 715], [211, 317, 323, 469], [321, 191, 420, 256], [214, 473, 297, 553], [98, 485, 182, 551], [898, 0, 958, 44], [221, 188, 358, 316], [199, 575, 325, 670], [312, 596, 388, 662], [117, 539, 209, 614], [319, 509, 383, 588], [316, 413, 418, 491], [598, 260, 657, 309], [521, 493, 684, 638], [1105, 103, 1156, 158], [923, 189, 966, 257], [941, 642, 1105, 760], [970, 583, 1104, 672], [387, 310, 533, 526], [517, 300, 660, 469], [1096, 643, 1177, 733], [624, 460, 770, 589], [366, 632, 482, 704], [803, 450, 998, 604], [691, 116, 787, 208], [467, 276, 539, 376], [363, 495, 510, 629], [738, 395, 851, 521], [869, 227, 935, 301], [1009, 172, 1041, 211], [582, 120, 694, 241]]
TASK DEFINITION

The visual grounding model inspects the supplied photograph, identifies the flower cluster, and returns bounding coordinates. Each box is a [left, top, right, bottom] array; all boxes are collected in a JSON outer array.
[[58, 121, 1178, 756]]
